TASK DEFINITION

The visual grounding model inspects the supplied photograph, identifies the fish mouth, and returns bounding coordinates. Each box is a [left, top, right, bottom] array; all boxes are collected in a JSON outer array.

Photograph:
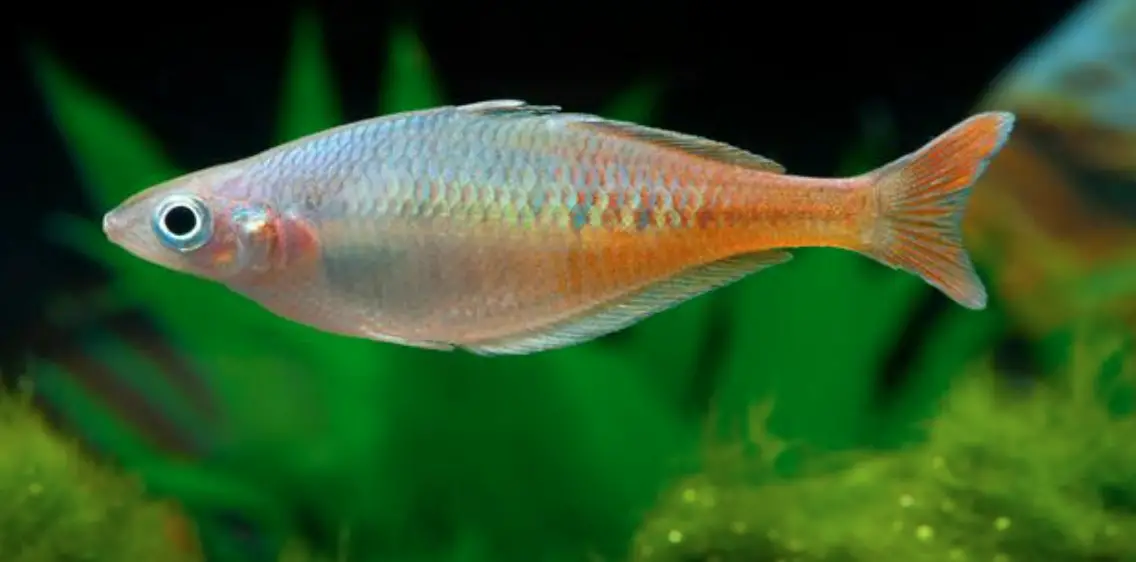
[[100, 207, 155, 262], [101, 211, 118, 239], [101, 209, 132, 246]]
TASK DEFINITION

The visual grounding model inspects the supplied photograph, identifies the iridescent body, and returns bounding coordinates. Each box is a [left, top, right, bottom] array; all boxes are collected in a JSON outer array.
[[104, 100, 1014, 355]]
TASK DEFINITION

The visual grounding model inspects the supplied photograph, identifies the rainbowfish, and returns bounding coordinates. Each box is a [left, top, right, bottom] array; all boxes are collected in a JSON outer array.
[[102, 100, 1014, 355]]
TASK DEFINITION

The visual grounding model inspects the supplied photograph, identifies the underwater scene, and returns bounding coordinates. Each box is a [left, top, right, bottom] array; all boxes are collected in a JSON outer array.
[[6, 0, 1136, 560]]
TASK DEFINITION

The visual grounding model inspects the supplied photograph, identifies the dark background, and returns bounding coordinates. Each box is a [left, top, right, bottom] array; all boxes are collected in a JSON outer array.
[[3, 0, 1083, 364]]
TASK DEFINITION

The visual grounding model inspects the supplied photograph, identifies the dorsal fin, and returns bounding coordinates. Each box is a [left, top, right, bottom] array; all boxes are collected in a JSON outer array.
[[455, 99, 786, 174], [455, 99, 564, 117], [575, 119, 786, 173]]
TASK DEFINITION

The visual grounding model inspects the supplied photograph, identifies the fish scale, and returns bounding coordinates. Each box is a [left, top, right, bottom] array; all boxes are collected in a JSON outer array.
[[103, 100, 1014, 355]]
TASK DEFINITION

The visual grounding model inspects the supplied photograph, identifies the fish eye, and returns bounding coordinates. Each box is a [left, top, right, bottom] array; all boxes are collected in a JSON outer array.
[[151, 195, 213, 253]]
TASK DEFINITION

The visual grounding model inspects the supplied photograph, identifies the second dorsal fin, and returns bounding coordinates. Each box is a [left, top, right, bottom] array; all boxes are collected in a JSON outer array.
[[575, 119, 787, 174], [455, 99, 786, 174]]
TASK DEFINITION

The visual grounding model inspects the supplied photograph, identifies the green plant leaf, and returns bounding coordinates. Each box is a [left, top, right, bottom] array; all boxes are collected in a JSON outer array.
[[30, 46, 179, 214], [600, 75, 665, 124], [379, 23, 444, 113], [134, 458, 295, 531], [711, 109, 925, 452], [338, 346, 691, 559], [869, 303, 1004, 446], [277, 10, 343, 143], [715, 251, 924, 451]]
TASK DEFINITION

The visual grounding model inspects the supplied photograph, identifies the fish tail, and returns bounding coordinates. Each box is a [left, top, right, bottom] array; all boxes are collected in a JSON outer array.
[[864, 111, 1016, 310]]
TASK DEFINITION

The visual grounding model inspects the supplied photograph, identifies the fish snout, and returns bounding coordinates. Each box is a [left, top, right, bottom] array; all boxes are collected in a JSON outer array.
[[101, 207, 146, 249], [102, 210, 125, 242]]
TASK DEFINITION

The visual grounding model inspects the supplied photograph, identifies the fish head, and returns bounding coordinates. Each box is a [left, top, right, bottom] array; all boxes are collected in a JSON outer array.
[[102, 164, 294, 283]]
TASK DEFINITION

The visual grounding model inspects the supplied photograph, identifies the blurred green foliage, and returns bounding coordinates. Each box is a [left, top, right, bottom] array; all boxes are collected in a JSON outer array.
[[26, 9, 1011, 562], [0, 389, 199, 562], [11, 326, 1136, 562]]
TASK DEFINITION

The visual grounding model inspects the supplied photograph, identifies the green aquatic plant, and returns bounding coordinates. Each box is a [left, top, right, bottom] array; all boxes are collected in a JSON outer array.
[[28, 10, 1004, 562], [632, 326, 1136, 561], [0, 386, 201, 562], [0, 380, 357, 562]]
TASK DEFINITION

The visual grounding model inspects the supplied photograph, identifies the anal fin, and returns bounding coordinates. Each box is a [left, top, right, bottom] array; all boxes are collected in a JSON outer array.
[[358, 326, 455, 351], [464, 250, 792, 356]]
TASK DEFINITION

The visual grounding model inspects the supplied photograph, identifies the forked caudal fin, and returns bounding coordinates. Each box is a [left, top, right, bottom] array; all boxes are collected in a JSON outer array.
[[865, 111, 1016, 310]]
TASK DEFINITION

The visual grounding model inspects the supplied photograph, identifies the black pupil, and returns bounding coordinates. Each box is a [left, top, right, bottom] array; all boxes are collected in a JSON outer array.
[[163, 205, 198, 237]]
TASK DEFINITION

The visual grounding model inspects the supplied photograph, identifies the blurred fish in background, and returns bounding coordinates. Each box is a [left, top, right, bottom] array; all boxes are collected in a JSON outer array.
[[965, 0, 1136, 336], [25, 286, 219, 459], [19, 284, 218, 557], [18, 285, 326, 561]]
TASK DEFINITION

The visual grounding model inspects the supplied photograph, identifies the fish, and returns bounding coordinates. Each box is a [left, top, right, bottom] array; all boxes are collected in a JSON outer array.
[[27, 290, 220, 459], [961, 0, 1136, 333], [25, 290, 320, 559], [102, 100, 1014, 355], [22, 291, 218, 557]]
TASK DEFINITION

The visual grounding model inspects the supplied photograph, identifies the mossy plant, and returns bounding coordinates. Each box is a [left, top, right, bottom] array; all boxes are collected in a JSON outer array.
[[0, 386, 201, 562], [632, 326, 1136, 562], [9, 323, 1136, 562]]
